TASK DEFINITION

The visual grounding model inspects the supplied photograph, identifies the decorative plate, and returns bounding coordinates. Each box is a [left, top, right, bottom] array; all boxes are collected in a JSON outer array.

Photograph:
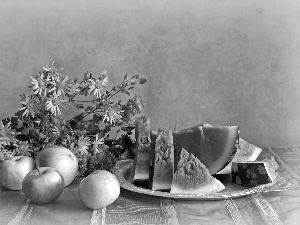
[[113, 159, 294, 200]]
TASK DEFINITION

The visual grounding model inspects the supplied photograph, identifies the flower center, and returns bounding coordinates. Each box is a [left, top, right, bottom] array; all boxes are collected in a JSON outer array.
[[53, 98, 60, 106], [95, 80, 102, 89]]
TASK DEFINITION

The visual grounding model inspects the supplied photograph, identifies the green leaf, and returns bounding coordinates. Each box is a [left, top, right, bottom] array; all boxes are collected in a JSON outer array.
[[125, 91, 130, 96], [78, 86, 89, 96], [73, 113, 85, 122], [0, 121, 17, 140], [87, 123, 100, 135], [73, 103, 84, 109], [84, 106, 94, 112], [92, 114, 102, 123], [127, 86, 134, 90], [123, 73, 128, 81]]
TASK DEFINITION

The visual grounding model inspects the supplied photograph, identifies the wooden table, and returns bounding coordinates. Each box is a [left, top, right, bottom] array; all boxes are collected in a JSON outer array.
[[0, 146, 300, 225]]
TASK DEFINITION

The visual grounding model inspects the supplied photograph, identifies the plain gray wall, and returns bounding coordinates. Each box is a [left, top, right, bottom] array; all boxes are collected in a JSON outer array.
[[1, 0, 300, 148]]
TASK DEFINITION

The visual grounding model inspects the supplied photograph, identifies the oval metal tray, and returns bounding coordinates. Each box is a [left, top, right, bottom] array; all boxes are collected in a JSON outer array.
[[113, 159, 294, 200]]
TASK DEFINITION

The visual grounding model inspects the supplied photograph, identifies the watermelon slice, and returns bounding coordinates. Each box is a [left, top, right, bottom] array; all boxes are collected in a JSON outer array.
[[217, 138, 262, 174], [130, 116, 151, 183], [173, 124, 239, 175], [170, 148, 225, 194], [231, 156, 278, 187], [151, 130, 174, 191]]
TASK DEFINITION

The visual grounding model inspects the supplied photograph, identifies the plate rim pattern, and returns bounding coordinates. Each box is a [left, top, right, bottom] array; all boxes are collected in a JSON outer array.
[[113, 159, 294, 200]]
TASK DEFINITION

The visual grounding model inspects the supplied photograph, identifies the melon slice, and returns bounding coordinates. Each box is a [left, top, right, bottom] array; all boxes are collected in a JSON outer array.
[[217, 138, 262, 174], [151, 130, 174, 191], [130, 116, 151, 183], [231, 156, 279, 187], [173, 124, 239, 175], [170, 148, 225, 194]]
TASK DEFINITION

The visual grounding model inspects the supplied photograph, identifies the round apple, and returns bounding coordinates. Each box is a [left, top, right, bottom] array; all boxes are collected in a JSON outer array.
[[22, 167, 64, 204], [78, 170, 120, 209], [0, 156, 35, 190], [35, 145, 78, 187]]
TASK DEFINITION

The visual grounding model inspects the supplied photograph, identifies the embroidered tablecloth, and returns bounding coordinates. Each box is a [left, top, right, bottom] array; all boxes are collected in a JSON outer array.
[[0, 146, 299, 225]]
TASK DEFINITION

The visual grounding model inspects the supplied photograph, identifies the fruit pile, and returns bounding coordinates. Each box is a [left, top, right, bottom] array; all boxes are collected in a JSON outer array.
[[0, 145, 120, 209]]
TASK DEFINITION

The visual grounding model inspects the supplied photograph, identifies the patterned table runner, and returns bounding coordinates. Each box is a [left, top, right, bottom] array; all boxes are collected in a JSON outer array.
[[0, 147, 299, 225], [223, 147, 300, 225]]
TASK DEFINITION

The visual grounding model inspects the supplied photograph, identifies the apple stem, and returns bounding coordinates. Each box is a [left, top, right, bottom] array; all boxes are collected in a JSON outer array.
[[37, 166, 41, 175]]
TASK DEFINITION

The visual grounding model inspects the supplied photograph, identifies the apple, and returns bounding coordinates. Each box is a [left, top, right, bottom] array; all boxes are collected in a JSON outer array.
[[35, 145, 78, 187], [78, 170, 120, 209], [22, 167, 64, 204], [0, 156, 35, 190]]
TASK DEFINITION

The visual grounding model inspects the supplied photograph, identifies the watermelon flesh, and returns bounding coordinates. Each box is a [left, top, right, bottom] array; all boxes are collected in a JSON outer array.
[[170, 148, 225, 194], [151, 130, 174, 191], [173, 125, 239, 175], [130, 116, 151, 183]]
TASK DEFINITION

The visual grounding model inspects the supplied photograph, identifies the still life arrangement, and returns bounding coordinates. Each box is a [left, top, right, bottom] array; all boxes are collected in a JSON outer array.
[[0, 62, 293, 209]]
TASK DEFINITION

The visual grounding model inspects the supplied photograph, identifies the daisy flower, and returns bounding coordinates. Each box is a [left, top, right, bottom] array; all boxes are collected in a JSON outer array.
[[48, 75, 72, 96], [0, 121, 17, 139], [43, 61, 63, 76], [78, 136, 91, 155], [88, 71, 108, 98], [1, 149, 16, 159], [16, 141, 33, 156], [30, 73, 49, 96], [92, 134, 105, 155], [103, 104, 124, 124], [19, 94, 38, 117], [46, 93, 68, 116], [69, 82, 80, 95], [47, 75, 60, 94]]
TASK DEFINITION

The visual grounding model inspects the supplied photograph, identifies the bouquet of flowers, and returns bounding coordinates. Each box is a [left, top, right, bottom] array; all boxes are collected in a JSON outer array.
[[0, 61, 147, 176]]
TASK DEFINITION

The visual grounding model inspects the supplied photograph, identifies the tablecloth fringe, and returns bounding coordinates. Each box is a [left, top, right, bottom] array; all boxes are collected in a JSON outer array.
[[90, 207, 106, 225], [160, 199, 179, 225], [7, 199, 33, 225], [225, 199, 246, 225], [251, 193, 283, 225]]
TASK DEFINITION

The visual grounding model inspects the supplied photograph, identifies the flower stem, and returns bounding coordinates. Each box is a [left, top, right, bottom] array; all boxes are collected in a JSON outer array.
[[37, 166, 41, 175]]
